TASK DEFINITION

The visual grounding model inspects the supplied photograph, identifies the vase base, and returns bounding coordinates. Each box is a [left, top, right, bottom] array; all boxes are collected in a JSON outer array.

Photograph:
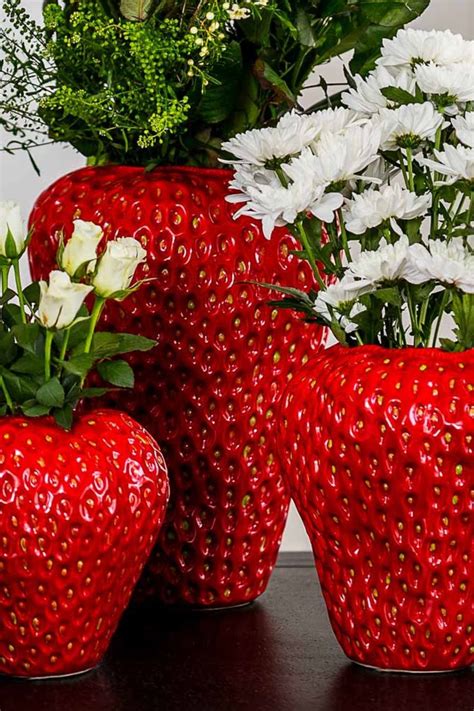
[[351, 659, 473, 675], [2, 665, 98, 681]]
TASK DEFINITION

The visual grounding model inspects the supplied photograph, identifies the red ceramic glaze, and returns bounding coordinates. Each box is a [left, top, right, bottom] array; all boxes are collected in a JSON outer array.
[[279, 345, 474, 672], [28, 166, 324, 607], [0, 410, 169, 678]]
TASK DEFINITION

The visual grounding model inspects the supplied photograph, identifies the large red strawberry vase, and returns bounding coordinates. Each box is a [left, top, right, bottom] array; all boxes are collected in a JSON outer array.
[[279, 345, 473, 672], [0, 410, 169, 678], [28, 166, 323, 608]]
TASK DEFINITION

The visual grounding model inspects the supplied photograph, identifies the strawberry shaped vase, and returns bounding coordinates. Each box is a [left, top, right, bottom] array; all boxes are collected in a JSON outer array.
[[0, 410, 169, 678], [28, 166, 323, 607], [279, 345, 473, 672]]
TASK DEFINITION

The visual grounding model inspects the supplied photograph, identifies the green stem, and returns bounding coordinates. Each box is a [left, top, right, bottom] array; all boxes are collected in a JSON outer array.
[[406, 289, 421, 347], [0, 376, 14, 413], [296, 221, 326, 291], [13, 260, 26, 324], [406, 148, 415, 192], [337, 209, 351, 263], [1, 266, 9, 296], [44, 330, 54, 381], [84, 297, 105, 354], [431, 290, 450, 347], [57, 328, 71, 376]]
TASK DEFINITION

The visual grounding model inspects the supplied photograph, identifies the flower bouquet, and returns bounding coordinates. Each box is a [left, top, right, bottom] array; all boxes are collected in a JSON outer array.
[[223, 27, 474, 672], [0, 204, 169, 678]]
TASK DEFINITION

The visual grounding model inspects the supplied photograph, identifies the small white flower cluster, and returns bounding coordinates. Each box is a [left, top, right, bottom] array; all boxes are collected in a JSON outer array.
[[223, 27, 474, 349]]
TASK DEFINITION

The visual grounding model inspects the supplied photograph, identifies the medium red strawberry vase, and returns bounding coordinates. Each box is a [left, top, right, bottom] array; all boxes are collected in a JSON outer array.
[[0, 410, 169, 678], [279, 344, 473, 672], [28, 166, 323, 608]]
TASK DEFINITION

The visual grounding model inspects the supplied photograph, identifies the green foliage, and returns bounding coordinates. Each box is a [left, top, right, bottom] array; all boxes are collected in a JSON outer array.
[[0, 291, 155, 429], [0, 0, 429, 167]]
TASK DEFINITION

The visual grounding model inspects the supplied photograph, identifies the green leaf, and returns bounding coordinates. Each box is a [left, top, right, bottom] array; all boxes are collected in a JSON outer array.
[[81, 387, 109, 398], [0, 332, 18, 366], [23, 282, 41, 308], [98, 359, 134, 388], [198, 42, 243, 124], [84, 332, 156, 359], [0, 288, 15, 306], [12, 323, 41, 354], [2, 303, 23, 327], [22, 402, 51, 418], [54, 404, 73, 430], [380, 87, 421, 105], [11, 353, 44, 376], [373, 287, 402, 306], [2, 371, 38, 402], [253, 59, 296, 104], [36, 377, 65, 408], [61, 354, 95, 378], [119, 0, 153, 21]]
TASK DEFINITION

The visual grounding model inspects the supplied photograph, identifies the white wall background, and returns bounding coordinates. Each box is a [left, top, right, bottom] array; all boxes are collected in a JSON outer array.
[[1, 1, 473, 550]]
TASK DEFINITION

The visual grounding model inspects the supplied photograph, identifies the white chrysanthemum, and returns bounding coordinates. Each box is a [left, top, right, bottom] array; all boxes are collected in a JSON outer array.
[[285, 122, 381, 188], [226, 167, 342, 239], [404, 239, 474, 292], [378, 103, 446, 151], [342, 66, 416, 115], [221, 119, 320, 166], [414, 63, 474, 108], [377, 29, 470, 71], [417, 144, 474, 184], [314, 279, 370, 333], [452, 112, 474, 148], [346, 235, 412, 285], [344, 185, 431, 234], [278, 107, 365, 145]]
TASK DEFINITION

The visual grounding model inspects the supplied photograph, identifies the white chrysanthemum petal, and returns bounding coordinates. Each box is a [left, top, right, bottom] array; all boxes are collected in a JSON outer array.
[[414, 63, 474, 106], [342, 66, 416, 115], [405, 238, 474, 292], [417, 144, 474, 183], [344, 185, 431, 234], [378, 103, 447, 151], [346, 235, 413, 284], [452, 112, 474, 148], [377, 28, 471, 70]]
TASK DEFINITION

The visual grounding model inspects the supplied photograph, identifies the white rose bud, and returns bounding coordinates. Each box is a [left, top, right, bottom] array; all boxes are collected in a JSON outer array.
[[92, 237, 147, 298], [61, 219, 103, 277], [0, 201, 26, 258], [38, 271, 93, 330]]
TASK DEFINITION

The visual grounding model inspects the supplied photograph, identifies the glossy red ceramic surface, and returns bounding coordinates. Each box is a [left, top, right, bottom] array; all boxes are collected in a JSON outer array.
[[279, 345, 474, 672], [28, 166, 324, 607], [0, 410, 169, 677]]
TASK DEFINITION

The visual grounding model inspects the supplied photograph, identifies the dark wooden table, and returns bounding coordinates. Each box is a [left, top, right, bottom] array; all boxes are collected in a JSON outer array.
[[0, 553, 472, 711]]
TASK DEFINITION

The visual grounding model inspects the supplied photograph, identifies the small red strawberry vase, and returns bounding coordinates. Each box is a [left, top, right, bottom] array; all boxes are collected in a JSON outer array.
[[28, 165, 323, 608], [279, 345, 473, 672], [0, 410, 169, 678]]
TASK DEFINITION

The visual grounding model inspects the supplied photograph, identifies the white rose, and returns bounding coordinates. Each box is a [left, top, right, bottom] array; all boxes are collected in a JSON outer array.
[[0, 201, 26, 257], [61, 220, 103, 277], [92, 237, 147, 298], [38, 271, 93, 330]]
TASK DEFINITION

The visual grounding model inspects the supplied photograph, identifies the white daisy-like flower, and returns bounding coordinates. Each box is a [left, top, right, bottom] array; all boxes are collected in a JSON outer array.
[[417, 144, 474, 184], [285, 122, 381, 189], [414, 63, 474, 109], [313, 279, 370, 333], [452, 112, 474, 148], [278, 107, 365, 145], [226, 167, 342, 239], [342, 66, 416, 116], [344, 185, 431, 234], [346, 235, 413, 285], [404, 238, 474, 292], [221, 121, 316, 166], [377, 28, 470, 71], [378, 103, 447, 151]]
